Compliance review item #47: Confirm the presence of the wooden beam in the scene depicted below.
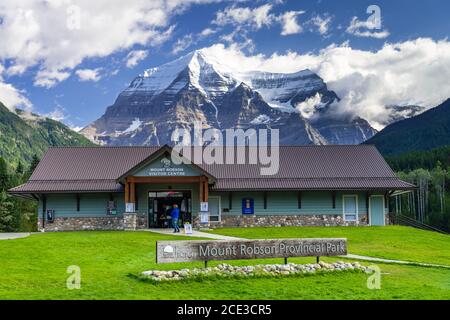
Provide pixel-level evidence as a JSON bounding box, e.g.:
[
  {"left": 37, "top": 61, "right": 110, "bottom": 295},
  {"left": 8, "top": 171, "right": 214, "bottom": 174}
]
[
  {"left": 131, "top": 176, "right": 201, "bottom": 184},
  {"left": 297, "top": 191, "right": 302, "bottom": 209},
  {"left": 229, "top": 192, "right": 233, "bottom": 210}
]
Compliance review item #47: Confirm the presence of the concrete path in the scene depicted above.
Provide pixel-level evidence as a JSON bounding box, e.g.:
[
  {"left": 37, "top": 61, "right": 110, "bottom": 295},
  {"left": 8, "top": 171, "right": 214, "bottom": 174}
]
[
  {"left": 0, "top": 233, "right": 30, "bottom": 240},
  {"left": 146, "top": 229, "right": 450, "bottom": 268},
  {"left": 344, "top": 253, "right": 450, "bottom": 269},
  {"left": 143, "top": 228, "right": 243, "bottom": 240}
]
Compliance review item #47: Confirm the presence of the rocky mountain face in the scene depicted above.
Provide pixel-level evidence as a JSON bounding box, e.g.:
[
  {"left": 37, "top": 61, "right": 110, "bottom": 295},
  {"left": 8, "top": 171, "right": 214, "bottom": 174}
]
[
  {"left": 81, "top": 49, "right": 377, "bottom": 146},
  {"left": 0, "top": 102, "right": 95, "bottom": 167}
]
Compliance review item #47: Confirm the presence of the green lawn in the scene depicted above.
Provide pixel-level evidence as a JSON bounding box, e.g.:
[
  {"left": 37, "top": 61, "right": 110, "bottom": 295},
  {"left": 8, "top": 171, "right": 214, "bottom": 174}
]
[
  {"left": 208, "top": 226, "right": 450, "bottom": 266},
  {"left": 0, "top": 228, "right": 449, "bottom": 300}
]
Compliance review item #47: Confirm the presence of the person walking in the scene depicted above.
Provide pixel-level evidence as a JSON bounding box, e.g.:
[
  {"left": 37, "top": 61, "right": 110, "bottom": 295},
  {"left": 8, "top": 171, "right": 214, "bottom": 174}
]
[{"left": 171, "top": 204, "right": 180, "bottom": 233}]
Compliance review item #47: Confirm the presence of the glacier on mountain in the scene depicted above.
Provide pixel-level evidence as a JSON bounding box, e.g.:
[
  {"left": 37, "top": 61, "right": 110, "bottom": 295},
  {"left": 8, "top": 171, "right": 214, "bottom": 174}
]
[{"left": 81, "top": 48, "right": 377, "bottom": 146}]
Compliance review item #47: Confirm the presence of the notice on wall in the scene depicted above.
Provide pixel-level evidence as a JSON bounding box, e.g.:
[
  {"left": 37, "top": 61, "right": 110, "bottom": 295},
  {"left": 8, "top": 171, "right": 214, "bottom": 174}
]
[
  {"left": 199, "top": 212, "right": 209, "bottom": 224},
  {"left": 156, "top": 238, "right": 347, "bottom": 263},
  {"left": 200, "top": 202, "right": 208, "bottom": 212}
]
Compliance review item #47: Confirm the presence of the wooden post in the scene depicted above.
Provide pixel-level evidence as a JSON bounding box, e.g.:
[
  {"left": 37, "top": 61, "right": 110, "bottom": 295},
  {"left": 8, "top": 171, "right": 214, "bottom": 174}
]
[
  {"left": 130, "top": 181, "right": 136, "bottom": 206},
  {"left": 199, "top": 178, "right": 204, "bottom": 202},
  {"left": 316, "top": 256, "right": 320, "bottom": 263},
  {"left": 284, "top": 257, "right": 288, "bottom": 264},
  {"left": 229, "top": 192, "right": 233, "bottom": 210},
  {"left": 297, "top": 191, "right": 302, "bottom": 209},
  {"left": 125, "top": 181, "right": 129, "bottom": 204},
  {"left": 203, "top": 178, "right": 208, "bottom": 203}
]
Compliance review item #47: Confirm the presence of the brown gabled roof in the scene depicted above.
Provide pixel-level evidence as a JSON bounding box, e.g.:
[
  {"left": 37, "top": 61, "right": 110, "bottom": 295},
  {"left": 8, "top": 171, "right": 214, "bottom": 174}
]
[{"left": 9, "top": 145, "right": 415, "bottom": 194}]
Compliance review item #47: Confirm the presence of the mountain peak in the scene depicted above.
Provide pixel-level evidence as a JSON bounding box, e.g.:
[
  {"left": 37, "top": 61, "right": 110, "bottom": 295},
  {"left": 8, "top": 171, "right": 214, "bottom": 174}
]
[{"left": 83, "top": 46, "right": 377, "bottom": 146}]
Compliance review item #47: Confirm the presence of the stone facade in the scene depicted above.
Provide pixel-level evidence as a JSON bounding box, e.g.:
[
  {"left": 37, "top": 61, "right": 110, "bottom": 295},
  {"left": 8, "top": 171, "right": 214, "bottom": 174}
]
[
  {"left": 38, "top": 216, "right": 124, "bottom": 232},
  {"left": 38, "top": 213, "right": 376, "bottom": 231},
  {"left": 123, "top": 212, "right": 148, "bottom": 230},
  {"left": 194, "top": 214, "right": 369, "bottom": 229},
  {"left": 38, "top": 213, "right": 149, "bottom": 231}
]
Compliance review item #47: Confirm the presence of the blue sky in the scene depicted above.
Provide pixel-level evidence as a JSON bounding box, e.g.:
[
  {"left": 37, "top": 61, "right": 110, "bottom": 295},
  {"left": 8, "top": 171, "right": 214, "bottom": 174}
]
[{"left": 0, "top": 0, "right": 449, "bottom": 130}]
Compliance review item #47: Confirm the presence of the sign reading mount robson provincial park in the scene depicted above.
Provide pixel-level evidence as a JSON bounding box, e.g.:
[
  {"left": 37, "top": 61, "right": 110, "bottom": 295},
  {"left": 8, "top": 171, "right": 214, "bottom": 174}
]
[{"left": 156, "top": 238, "right": 347, "bottom": 263}]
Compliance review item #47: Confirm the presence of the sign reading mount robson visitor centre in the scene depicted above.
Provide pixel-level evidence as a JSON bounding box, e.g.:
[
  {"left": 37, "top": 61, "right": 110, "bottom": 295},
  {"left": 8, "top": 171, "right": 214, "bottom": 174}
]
[{"left": 156, "top": 238, "right": 347, "bottom": 263}]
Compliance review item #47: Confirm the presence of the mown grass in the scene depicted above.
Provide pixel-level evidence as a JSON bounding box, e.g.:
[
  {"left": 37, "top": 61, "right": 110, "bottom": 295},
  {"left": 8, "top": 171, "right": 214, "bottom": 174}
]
[
  {"left": 207, "top": 225, "right": 450, "bottom": 265},
  {"left": 0, "top": 229, "right": 449, "bottom": 300}
]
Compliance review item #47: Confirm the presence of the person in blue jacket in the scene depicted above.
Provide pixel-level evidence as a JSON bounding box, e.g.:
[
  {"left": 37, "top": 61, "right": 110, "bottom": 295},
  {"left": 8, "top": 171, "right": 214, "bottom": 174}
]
[{"left": 171, "top": 204, "right": 180, "bottom": 233}]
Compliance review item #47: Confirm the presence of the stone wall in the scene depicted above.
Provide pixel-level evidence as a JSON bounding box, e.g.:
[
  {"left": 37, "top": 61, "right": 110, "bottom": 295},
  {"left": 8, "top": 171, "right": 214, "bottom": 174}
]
[
  {"left": 38, "top": 213, "right": 377, "bottom": 231},
  {"left": 38, "top": 216, "right": 124, "bottom": 232},
  {"left": 194, "top": 214, "right": 369, "bottom": 229},
  {"left": 38, "top": 213, "right": 149, "bottom": 231},
  {"left": 123, "top": 212, "right": 148, "bottom": 230}
]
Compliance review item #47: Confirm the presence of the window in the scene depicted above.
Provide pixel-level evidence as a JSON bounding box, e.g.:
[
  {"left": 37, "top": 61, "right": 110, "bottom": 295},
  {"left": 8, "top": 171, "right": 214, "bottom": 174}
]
[{"left": 343, "top": 195, "right": 358, "bottom": 221}]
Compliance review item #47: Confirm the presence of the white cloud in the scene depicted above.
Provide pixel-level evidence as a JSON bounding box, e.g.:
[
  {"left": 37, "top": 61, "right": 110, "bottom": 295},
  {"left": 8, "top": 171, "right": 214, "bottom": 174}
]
[
  {"left": 126, "top": 50, "right": 149, "bottom": 68},
  {"left": 199, "top": 39, "right": 450, "bottom": 129},
  {"left": 34, "top": 69, "right": 71, "bottom": 88},
  {"left": 0, "top": 81, "right": 33, "bottom": 111},
  {"left": 200, "top": 28, "right": 217, "bottom": 37},
  {"left": 0, "top": 0, "right": 213, "bottom": 87},
  {"left": 213, "top": 4, "right": 306, "bottom": 37},
  {"left": 75, "top": 68, "right": 102, "bottom": 82},
  {"left": 309, "top": 14, "right": 332, "bottom": 35},
  {"left": 213, "top": 4, "right": 274, "bottom": 30},
  {"left": 172, "top": 34, "right": 194, "bottom": 54},
  {"left": 45, "top": 105, "right": 66, "bottom": 122},
  {"left": 278, "top": 11, "right": 304, "bottom": 36},
  {"left": 346, "top": 16, "right": 389, "bottom": 39},
  {"left": 70, "top": 126, "right": 83, "bottom": 132}
]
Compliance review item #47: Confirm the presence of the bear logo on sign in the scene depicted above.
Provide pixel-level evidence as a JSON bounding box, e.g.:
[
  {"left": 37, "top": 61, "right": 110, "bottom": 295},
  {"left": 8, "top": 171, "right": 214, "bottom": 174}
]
[
  {"left": 161, "top": 158, "right": 172, "bottom": 168},
  {"left": 163, "top": 245, "right": 174, "bottom": 256}
]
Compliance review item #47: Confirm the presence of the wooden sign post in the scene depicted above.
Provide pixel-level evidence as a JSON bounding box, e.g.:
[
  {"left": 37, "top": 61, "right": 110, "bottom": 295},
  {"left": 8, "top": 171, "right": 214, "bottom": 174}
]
[{"left": 156, "top": 238, "right": 347, "bottom": 265}]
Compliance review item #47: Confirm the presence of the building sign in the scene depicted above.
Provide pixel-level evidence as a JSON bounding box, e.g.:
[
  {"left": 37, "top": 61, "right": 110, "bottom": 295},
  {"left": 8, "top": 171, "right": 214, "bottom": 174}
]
[
  {"left": 242, "top": 198, "right": 254, "bottom": 214},
  {"left": 199, "top": 212, "right": 209, "bottom": 224},
  {"left": 200, "top": 202, "right": 208, "bottom": 212},
  {"left": 146, "top": 158, "right": 186, "bottom": 176},
  {"left": 156, "top": 238, "right": 347, "bottom": 263}
]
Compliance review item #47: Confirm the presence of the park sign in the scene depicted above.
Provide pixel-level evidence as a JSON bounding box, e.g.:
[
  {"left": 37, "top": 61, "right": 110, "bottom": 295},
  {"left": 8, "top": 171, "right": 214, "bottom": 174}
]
[{"left": 156, "top": 238, "right": 347, "bottom": 263}]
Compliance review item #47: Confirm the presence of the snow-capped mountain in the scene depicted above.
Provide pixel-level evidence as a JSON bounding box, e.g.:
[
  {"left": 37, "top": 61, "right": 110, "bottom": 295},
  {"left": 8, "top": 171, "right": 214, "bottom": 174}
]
[{"left": 81, "top": 48, "right": 377, "bottom": 146}]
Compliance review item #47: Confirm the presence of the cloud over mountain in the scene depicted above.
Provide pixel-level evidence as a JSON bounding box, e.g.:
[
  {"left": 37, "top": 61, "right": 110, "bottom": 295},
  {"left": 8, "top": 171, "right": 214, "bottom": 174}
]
[{"left": 197, "top": 39, "right": 450, "bottom": 129}]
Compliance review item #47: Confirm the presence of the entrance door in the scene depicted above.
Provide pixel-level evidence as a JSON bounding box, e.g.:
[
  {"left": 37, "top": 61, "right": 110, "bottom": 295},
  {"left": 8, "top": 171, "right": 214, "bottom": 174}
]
[
  {"left": 369, "top": 195, "right": 385, "bottom": 226},
  {"left": 148, "top": 191, "right": 192, "bottom": 228},
  {"left": 208, "top": 196, "right": 221, "bottom": 223}
]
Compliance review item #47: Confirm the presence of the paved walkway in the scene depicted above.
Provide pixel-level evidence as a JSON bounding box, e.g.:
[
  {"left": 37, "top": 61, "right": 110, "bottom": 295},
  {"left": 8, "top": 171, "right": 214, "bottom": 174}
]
[
  {"left": 143, "top": 228, "right": 243, "bottom": 240},
  {"left": 344, "top": 253, "right": 450, "bottom": 269},
  {"left": 145, "top": 229, "right": 450, "bottom": 268},
  {"left": 0, "top": 233, "right": 30, "bottom": 240}
]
